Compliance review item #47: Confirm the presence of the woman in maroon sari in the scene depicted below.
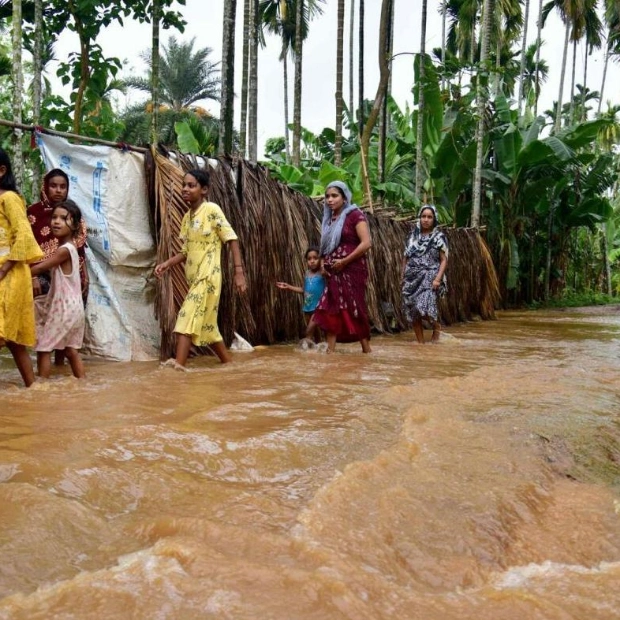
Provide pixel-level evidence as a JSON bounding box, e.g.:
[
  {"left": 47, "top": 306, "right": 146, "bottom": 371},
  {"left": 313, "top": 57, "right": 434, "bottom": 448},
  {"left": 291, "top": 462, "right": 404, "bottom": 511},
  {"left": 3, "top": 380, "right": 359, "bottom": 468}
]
[
  {"left": 28, "top": 169, "right": 88, "bottom": 302},
  {"left": 312, "top": 181, "right": 372, "bottom": 353}
]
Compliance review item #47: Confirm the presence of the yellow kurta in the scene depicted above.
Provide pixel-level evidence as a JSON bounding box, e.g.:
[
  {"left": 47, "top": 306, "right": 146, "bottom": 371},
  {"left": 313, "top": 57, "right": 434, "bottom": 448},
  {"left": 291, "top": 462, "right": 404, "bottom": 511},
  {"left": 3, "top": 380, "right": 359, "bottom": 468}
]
[
  {"left": 0, "top": 191, "right": 45, "bottom": 346},
  {"left": 174, "top": 201, "right": 238, "bottom": 346}
]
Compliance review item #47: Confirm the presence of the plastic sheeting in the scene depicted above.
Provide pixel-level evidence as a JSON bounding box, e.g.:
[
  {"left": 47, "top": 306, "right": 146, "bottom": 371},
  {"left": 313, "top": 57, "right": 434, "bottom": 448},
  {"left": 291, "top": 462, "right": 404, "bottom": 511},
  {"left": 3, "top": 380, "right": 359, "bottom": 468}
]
[{"left": 37, "top": 134, "right": 160, "bottom": 361}]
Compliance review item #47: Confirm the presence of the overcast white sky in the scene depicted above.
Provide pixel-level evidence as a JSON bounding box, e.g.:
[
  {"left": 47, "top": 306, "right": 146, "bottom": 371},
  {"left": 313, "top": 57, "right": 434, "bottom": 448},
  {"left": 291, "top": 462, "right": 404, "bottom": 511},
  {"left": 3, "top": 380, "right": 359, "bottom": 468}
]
[{"left": 55, "top": 0, "right": 620, "bottom": 156}]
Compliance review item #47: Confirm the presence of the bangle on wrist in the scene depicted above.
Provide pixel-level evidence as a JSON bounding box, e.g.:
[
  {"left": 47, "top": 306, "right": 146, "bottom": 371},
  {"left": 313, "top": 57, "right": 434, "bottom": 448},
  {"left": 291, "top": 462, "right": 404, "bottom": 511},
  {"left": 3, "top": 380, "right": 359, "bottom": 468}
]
[{"left": 234, "top": 265, "right": 244, "bottom": 270}]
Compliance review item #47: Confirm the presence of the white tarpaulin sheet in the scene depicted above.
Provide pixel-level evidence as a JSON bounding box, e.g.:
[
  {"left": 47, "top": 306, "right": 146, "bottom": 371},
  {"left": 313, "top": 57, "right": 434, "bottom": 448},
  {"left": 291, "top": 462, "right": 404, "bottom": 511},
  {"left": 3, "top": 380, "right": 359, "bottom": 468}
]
[{"left": 37, "top": 133, "right": 160, "bottom": 361}]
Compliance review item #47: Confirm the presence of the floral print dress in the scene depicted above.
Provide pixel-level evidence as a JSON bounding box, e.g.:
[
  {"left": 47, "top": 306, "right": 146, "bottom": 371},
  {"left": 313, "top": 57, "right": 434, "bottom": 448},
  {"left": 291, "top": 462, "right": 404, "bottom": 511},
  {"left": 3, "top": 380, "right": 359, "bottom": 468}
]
[
  {"left": 174, "top": 201, "right": 238, "bottom": 346},
  {"left": 402, "top": 225, "right": 448, "bottom": 323}
]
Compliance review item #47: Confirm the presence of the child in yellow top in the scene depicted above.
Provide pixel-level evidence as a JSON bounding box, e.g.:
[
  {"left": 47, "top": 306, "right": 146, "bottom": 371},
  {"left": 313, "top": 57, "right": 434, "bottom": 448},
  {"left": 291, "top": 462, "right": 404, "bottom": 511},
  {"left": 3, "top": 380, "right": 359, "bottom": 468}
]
[
  {"left": 154, "top": 168, "right": 247, "bottom": 367},
  {"left": 0, "top": 148, "right": 45, "bottom": 386}
]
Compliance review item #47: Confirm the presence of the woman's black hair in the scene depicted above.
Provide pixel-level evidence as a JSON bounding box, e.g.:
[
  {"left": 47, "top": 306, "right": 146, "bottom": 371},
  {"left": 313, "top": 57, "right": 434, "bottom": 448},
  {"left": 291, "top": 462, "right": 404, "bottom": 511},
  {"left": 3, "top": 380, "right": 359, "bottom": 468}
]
[
  {"left": 186, "top": 168, "right": 210, "bottom": 187},
  {"left": 44, "top": 168, "right": 69, "bottom": 186},
  {"left": 0, "top": 147, "right": 18, "bottom": 192},
  {"left": 54, "top": 199, "right": 83, "bottom": 237},
  {"left": 305, "top": 246, "right": 320, "bottom": 259}
]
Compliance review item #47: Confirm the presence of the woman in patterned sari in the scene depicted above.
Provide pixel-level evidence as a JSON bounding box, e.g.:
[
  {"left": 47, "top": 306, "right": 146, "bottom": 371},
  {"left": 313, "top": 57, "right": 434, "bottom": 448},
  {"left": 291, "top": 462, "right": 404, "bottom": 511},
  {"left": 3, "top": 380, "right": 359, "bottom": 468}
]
[
  {"left": 401, "top": 204, "right": 448, "bottom": 343},
  {"left": 312, "top": 181, "right": 372, "bottom": 353}
]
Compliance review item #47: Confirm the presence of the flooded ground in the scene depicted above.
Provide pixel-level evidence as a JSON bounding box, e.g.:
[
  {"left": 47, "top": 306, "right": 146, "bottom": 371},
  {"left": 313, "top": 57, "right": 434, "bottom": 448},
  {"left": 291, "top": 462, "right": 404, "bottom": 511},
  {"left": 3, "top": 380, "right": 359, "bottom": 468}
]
[{"left": 1, "top": 307, "right": 619, "bottom": 619}]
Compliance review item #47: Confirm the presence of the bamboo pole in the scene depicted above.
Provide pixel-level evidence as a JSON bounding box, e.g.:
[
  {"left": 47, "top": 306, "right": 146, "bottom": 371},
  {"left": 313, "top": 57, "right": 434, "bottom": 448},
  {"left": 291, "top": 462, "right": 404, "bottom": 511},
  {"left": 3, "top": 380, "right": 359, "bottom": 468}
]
[{"left": 0, "top": 118, "right": 148, "bottom": 153}]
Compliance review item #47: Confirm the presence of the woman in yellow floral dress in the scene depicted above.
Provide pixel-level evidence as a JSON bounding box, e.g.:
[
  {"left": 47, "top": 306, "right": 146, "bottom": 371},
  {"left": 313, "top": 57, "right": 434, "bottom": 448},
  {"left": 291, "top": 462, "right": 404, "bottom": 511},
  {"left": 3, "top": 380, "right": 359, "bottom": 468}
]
[
  {"left": 154, "top": 168, "right": 247, "bottom": 367},
  {"left": 0, "top": 148, "right": 44, "bottom": 386}
]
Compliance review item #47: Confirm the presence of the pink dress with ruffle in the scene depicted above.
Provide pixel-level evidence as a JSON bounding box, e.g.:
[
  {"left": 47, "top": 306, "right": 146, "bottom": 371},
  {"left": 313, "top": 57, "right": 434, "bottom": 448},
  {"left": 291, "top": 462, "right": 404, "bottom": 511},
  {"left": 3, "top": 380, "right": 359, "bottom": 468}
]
[{"left": 35, "top": 242, "right": 85, "bottom": 352}]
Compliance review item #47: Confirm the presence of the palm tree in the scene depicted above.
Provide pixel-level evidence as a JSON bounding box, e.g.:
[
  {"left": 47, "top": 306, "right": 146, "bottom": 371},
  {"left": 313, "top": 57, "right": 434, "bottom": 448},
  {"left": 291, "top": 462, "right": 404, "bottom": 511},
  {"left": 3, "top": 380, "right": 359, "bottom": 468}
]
[
  {"left": 248, "top": 0, "right": 259, "bottom": 162},
  {"left": 598, "top": 0, "right": 620, "bottom": 114},
  {"left": 520, "top": 41, "right": 549, "bottom": 111},
  {"left": 517, "top": 0, "right": 531, "bottom": 115},
  {"left": 292, "top": 0, "right": 303, "bottom": 165},
  {"left": 11, "top": 0, "right": 24, "bottom": 188},
  {"left": 360, "top": 0, "right": 392, "bottom": 209},
  {"left": 471, "top": 0, "right": 492, "bottom": 228},
  {"left": 126, "top": 37, "right": 220, "bottom": 112},
  {"left": 240, "top": 0, "right": 250, "bottom": 155},
  {"left": 220, "top": 0, "right": 237, "bottom": 155},
  {"left": 259, "top": 0, "right": 322, "bottom": 162},
  {"left": 415, "top": 0, "right": 428, "bottom": 201},
  {"left": 151, "top": 0, "right": 161, "bottom": 143},
  {"left": 334, "top": 0, "right": 345, "bottom": 166},
  {"left": 348, "top": 0, "right": 355, "bottom": 115},
  {"left": 533, "top": 0, "right": 544, "bottom": 116}
]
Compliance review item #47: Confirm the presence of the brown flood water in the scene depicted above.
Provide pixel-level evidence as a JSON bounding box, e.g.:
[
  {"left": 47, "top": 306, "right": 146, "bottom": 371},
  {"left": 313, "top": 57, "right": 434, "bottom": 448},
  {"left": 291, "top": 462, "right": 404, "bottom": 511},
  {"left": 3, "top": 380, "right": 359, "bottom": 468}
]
[{"left": 1, "top": 307, "right": 619, "bottom": 619}]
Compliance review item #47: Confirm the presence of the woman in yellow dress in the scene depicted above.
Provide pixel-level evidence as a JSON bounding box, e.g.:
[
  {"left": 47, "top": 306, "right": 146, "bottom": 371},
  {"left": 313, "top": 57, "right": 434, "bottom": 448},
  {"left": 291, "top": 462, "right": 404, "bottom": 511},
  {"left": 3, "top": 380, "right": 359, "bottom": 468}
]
[
  {"left": 154, "top": 168, "right": 247, "bottom": 367},
  {"left": 0, "top": 148, "right": 45, "bottom": 386}
]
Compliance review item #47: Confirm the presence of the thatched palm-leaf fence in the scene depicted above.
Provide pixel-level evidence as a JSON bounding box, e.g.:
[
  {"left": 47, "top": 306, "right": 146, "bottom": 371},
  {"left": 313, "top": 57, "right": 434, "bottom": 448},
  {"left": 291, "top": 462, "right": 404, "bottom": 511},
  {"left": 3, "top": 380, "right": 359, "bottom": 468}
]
[{"left": 149, "top": 148, "right": 500, "bottom": 358}]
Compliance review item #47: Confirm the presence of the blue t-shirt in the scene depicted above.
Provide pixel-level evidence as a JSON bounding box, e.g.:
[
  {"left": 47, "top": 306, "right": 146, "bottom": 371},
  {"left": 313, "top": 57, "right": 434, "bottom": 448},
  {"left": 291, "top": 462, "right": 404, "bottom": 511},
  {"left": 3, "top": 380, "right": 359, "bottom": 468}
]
[{"left": 303, "top": 272, "right": 325, "bottom": 312}]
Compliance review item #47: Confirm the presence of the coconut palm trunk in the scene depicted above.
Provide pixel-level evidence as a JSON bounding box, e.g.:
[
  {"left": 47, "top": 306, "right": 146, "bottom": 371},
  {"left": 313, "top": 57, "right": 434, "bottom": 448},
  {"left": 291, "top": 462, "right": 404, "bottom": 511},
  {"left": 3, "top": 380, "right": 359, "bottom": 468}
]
[
  {"left": 219, "top": 0, "right": 237, "bottom": 155},
  {"left": 151, "top": 0, "right": 161, "bottom": 144},
  {"left": 517, "top": 0, "right": 530, "bottom": 115},
  {"left": 334, "top": 0, "right": 345, "bottom": 166},
  {"left": 534, "top": 0, "right": 544, "bottom": 116},
  {"left": 440, "top": 0, "right": 447, "bottom": 91},
  {"left": 358, "top": 0, "right": 365, "bottom": 134},
  {"left": 568, "top": 38, "right": 577, "bottom": 124},
  {"left": 11, "top": 0, "right": 25, "bottom": 189},
  {"left": 292, "top": 0, "right": 304, "bottom": 166},
  {"left": 349, "top": 0, "right": 355, "bottom": 116},
  {"left": 598, "top": 46, "right": 609, "bottom": 114},
  {"left": 282, "top": 43, "right": 291, "bottom": 161},
  {"left": 360, "top": 0, "right": 392, "bottom": 211},
  {"left": 248, "top": 0, "right": 259, "bottom": 162},
  {"left": 31, "top": 0, "right": 43, "bottom": 196},
  {"left": 471, "top": 0, "right": 493, "bottom": 227},
  {"left": 414, "top": 0, "right": 427, "bottom": 201},
  {"left": 240, "top": 0, "right": 250, "bottom": 156},
  {"left": 554, "top": 22, "right": 570, "bottom": 133}
]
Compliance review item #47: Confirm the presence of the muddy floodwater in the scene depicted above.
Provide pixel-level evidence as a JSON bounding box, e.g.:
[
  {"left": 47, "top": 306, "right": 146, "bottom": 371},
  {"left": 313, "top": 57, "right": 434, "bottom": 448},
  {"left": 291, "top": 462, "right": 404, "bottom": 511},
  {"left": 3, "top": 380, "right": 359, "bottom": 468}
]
[{"left": 1, "top": 307, "right": 619, "bottom": 619}]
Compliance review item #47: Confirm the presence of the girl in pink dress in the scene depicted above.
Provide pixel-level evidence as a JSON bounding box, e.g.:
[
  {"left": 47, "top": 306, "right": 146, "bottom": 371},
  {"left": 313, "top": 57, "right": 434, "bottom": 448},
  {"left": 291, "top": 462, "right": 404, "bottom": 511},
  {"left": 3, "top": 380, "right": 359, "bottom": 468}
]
[{"left": 31, "top": 200, "right": 86, "bottom": 379}]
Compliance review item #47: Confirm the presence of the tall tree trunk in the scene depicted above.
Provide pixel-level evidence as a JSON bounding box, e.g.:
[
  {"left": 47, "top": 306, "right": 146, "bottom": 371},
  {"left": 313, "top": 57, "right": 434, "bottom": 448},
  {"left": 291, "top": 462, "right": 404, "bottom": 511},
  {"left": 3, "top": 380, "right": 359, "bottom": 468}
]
[
  {"left": 282, "top": 47, "right": 291, "bottom": 162},
  {"left": 533, "top": 0, "right": 543, "bottom": 117},
  {"left": 32, "top": 0, "right": 43, "bottom": 196},
  {"left": 414, "top": 0, "right": 427, "bottom": 201},
  {"left": 602, "top": 224, "right": 612, "bottom": 295},
  {"left": 219, "top": 0, "right": 237, "bottom": 155},
  {"left": 581, "top": 47, "right": 588, "bottom": 122},
  {"left": 334, "top": 0, "right": 345, "bottom": 166},
  {"left": 239, "top": 0, "right": 250, "bottom": 156},
  {"left": 517, "top": 0, "right": 530, "bottom": 115},
  {"left": 247, "top": 0, "right": 258, "bottom": 162},
  {"left": 441, "top": 0, "right": 447, "bottom": 92},
  {"left": 358, "top": 0, "right": 365, "bottom": 136},
  {"left": 544, "top": 200, "right": 554, "bottom": 301},
  {"left": 11, "top": 0, "right": 24, "bottom": 189},
  {"left": 150, "top": 0, "right": 161, "bottom": 145},
  {"left": 360, "top": 0, "right": 392, "bottom": 212},
  {"left": 554, "top": 22, "right": 570, "bottom": 133},
  {"left": 292, "top": 0, "right": 304, "bottom": 166},
  {"left": 348, "top": 0, "right": 355, "bottom": 118},
  {"left": 598, "top": 45, "right": 609, "bottom": 114},
  {"left": 378, "top": 0, "right": 393, "bottom": 183},
  {"left": 568, "top": 38, "right": 577, "bottom": 124},
  {"left": 471, "top": 0, "right": 493, "bottom": 227}
]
